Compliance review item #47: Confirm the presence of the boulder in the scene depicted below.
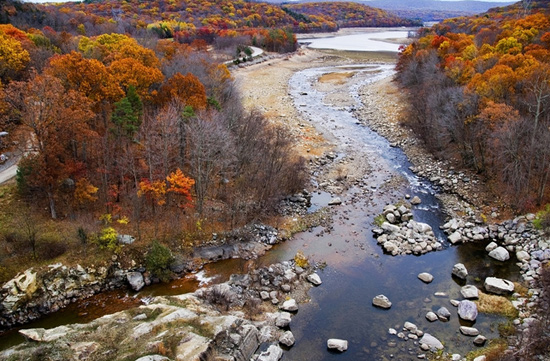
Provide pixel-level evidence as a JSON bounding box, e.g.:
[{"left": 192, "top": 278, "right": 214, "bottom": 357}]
[
  {"left": 516, "top": 250, "right": 530, "bottom": 262},
  {"left": 306, "top": 273, "right": 322, "bottom": 286},
  {"left": 473, "top": 356, "right": 486, "bottom": 361},
  {"left": 426, "top": 312, "right": 438, "bottom": 322},
  {"left": 460, "top": 285, "right": 479, "bottom": 299},
  {"left": 275, "top": 312, "right": 292, "bottom": 328},
  {"left": 127, "top": 272, "right": 145, "bottom": 291},
  {"left": 281, "top": 299, "right": 298, "bottom": 312},
  {"left": 452, "top": 263, "right": 468, "bottom": 280},
  {"left": 485, "top": 242, "right": 498, "bottom": 252},
  {"left": 418, "top": 273, "right": 434, "bottom": 283},
  {"left": 419, "top": 333, "right": 444, "bottom": 351},
  {"left": 372, "top": 294, "right": 392, "bottom": 309},
  {"left": 448, "top": 232, "right": 462, "bottom": 244},
  {"left": 14, "top": 269, "right": 38, "bottom": 297},
  {"left": 327, "top": 338, "right": 348, "bottom": 352},
  {"left": 458, "top": 300, "right": 478, "bottom": 321},
  {"left": 473, "top": 335, "right": 487, "bottom": 346},
  {"left": 256, "top": 345, "right": 283, "bottom": 361},
  {"left": 386, "top": 213, "right": 396, "bottom": 223},
  {"left": 135, "top": 356, "right": 171, "bottom": 361},
  {"left": 437, "top": 307, "right": 451, "bottom": 321},
  {"left": 411, "top": 196, "right": 422, "bottom": 205},
  {"left": 488, "top": 247, "right": 510, "bottom": 262},
  {"left": 484, "top": 277, "right": 514, "bottom": 295},
  {"left": 279, "top": 331, "right": 295, "bottom": 347},
  {"left": 459, "top": 326, "right": 480, "bottom": 336},
  {"left": 328, "top": 197, "right": 342, "bottom": 206}
]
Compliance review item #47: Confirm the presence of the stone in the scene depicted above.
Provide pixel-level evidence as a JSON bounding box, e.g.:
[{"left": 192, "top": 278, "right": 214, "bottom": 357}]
[
  {"left": 451, "top": 355, "right": 461, "bottom": 361},
  {"left": 448, "top": 231, "right": 462, "bottom": 244},
  {"left": 117, "top": 234, "right": 135, "bottom": 244},
  {"left": 488, "top": 247, "right": 510, "bottom": 261},
  {"left": 127, "top": 272, "right": 145, "bottom": 291},
  {"left": 484, "top": 277, "right": 515, "bottom": 295},
  {"left": 419, "top": 333, "right": 444, "bottom": 351},
  {"left": 473, "top": 356, "right": 486, "bottom": 361},
  {"left": 473, "top": 335, "right": 487, "bottom": 346},
  {"left": 452, "top": 263, "right": 468, "bottom": 280},
  {"left": 281, "top": 299, "right": 298, "bottom": 312},
  {"left": 437, "top": 307, "right": 451, "bottom": 321},
  {"left": 516, "top": 250, "right": 530, "bottom": 262},
  {"left": 279, "top": 331, "right": 295, "bottom": 347},
  {"left": 404, "top": 322, "right": 418, "bottom": 333},
  {"left": 306, "top": 273, "right": 322, "bottom": 286},
  {"left": 418, "top": 273, "right": 434, "bottom": 283},
  {"left": 328, "top": 197, "right": 342, "bottom": 206},
  {"left": 411, "top": 196, "right": 422, "bottom": 205},
  {"left": 135, "top": 356, "right": 171, "bottom": 361},
  {"left": 256, "top": 344, "right": 283, "bottom": 361},
  {"left": 386, "top": 213, "right": 396, "bottom": 223},
  {"left": 14, "top": 269, "right": 38, "bottom": 297},
  {"left": 485, "top": 242, "right": 498, "bottom": 252},
  {"left": 426, "top": 312, "right": 438, "bottom": 322},
  {"left": 458, "top": 300, "right": 478, "bottom": 321},
  {"left": 372, "top": 294, "right": 392, "bottom": 309},
  {"left": 275, "top": 312, "right": 292, "bottom": 328},
  {"left": 460, "top": 285, "right": 479, "bottom": 299},
  {"left": 19, "top": 328, "right": 45, "bottom": 342},
  {"left": 459, "top": 326, "right": 480, "bottom": 336},
  {"left": 327, "top": 338, "right": 348, "bottom": 352}
]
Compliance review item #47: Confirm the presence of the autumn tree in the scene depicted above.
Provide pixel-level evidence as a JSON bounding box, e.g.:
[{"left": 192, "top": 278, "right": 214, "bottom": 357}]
[{"left": 10, "top": 73, "right": 96, "bottom": 218}]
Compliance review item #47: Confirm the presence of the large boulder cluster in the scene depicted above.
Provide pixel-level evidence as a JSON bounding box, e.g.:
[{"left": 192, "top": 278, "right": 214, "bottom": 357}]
[{"left": 372, "top": 203, "right": 443, "bottom": 255}]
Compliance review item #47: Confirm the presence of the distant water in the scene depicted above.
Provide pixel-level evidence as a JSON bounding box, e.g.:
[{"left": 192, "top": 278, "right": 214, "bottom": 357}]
[{"left": 299, "top": 31, "right": 410, "bottom": 52}]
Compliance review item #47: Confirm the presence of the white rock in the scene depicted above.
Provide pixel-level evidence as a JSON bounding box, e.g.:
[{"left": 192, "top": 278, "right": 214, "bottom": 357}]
[
  {"left": 452, "top": 263, "right": 468, "bottom": 280},
  {"left": 460, "top": 326, "right": 480, "bottom": 336},
  {"left": 306, "top": 273, "right": 322, "bottom": 286},
  {"left": 372, "top": 294, "right": 392, "bottom": 309},
  {"left": 257, "top": 345, "right": 283, "bottom": 361},
  {"left": 485, "top": 242, "right": 498, "bottom": 252},
  {"left": 279, "top": 330, "right": 295, "bottom": 347},
  {"left": 488, "top": 247, "right": 510, "bottom": 262},
  {"left": 473, "top": 356, "right": 486, "bottom": 361},
  {"left": 281, "top": 299, "right": 298, "bottom": 312},
  {"left": 328, "top": 197, "right": 342, "bottom": 206},
  {"left": 460, "top": 285, "right": 479, "bottom": 299},
  {"left": 275, "top": 312, "right": 292, "bottom": 328},
  {"left": 448, "top": 232, "right": 462, "bottom": 244},
  {"left": 327, "top": 338, "right": 348, "bottom": 352},
  {"left": 516, "top": 250, "right": 530, "bottom": 262},
  {"left": 426, "top": 312, "right": 438, "bottom": 322},
  {"left": 135, "top": 356, "right": 171, "bottom": 361},
  {"left": 418, "top": 273, "right": 434, "bottom": 283},
  {"left": 484, "top": 277, "right": 515, "bottom": 295},
  {"left": 127, "top": 272, "right": 145, "bottom": 291},
  {"left": 419, "top": 333, "right": 444, "bottom": 350}
]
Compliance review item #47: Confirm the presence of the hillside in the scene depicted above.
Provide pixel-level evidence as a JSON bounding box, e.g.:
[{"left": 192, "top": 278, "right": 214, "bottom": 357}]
[
  {"left": 396, "top": 0, "right": 550, "bottom": 210},
  {"left": 10, "top": 0, "right": 420, "bottom": 38}
]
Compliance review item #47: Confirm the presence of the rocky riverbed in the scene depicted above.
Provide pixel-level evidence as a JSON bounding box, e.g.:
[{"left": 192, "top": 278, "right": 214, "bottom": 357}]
[{"left": 0, "top": 260, "right": 323, "bottom": 361}]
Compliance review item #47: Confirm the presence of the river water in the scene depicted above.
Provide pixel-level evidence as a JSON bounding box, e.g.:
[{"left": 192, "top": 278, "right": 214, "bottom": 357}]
[{"left": 0, "top": 32, "right": 520, "bottom": 359}]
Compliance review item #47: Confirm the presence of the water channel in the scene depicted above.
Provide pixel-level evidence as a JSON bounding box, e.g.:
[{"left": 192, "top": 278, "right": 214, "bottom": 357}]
[{"left": 0, "top": 32, "right": 520, "bottom": 359}]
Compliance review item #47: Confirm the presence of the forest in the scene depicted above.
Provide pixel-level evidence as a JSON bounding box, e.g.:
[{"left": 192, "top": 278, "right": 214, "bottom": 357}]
[
  {"left": 0, "top": 0, "right": 325, "bottom": 281},
  {"left": 397, "top": 0, "right": 550, "bottom": 211}
]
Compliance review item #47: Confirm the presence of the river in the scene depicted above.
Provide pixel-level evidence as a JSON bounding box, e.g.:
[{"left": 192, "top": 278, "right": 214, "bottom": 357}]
[{"left": 0, "top": 31, "right": 519, "bottom": 359}]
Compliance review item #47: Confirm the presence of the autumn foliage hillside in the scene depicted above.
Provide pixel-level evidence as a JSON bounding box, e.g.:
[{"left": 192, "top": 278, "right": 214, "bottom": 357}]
[
  {"left": 397, "top": 0, "right": 550, "bottom": 210},
  {"left": 0, "top": 0, "right": 313, "bottom": 280}
]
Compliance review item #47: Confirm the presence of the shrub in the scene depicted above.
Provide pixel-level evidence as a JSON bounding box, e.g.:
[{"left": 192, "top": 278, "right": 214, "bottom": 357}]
[
  {"left": 95, "top": 226, "right": 120, "bottom": 252},
  {"left": 146, "top": 240, "right": 174, "bottom": 282},
  {"left": 294, "top": 250, "right": 309, "bottom": 268},
  {"left": 533, "top": 204, "right": 550, "bottom": 233}
]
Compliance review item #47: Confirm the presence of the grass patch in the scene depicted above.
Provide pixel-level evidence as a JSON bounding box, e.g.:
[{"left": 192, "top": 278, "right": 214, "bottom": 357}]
[
  {"left": 318, "top": 72, "right": 355, "bottom": 85},
  {"left": 466, "top": 339, "right": 508, "bottom": 361},
  {"left": 374, "top": 213, "right": 386, "bottom": 226},
  {"left": 475, "top": 291, "right": 518, "bottom": 318}
]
